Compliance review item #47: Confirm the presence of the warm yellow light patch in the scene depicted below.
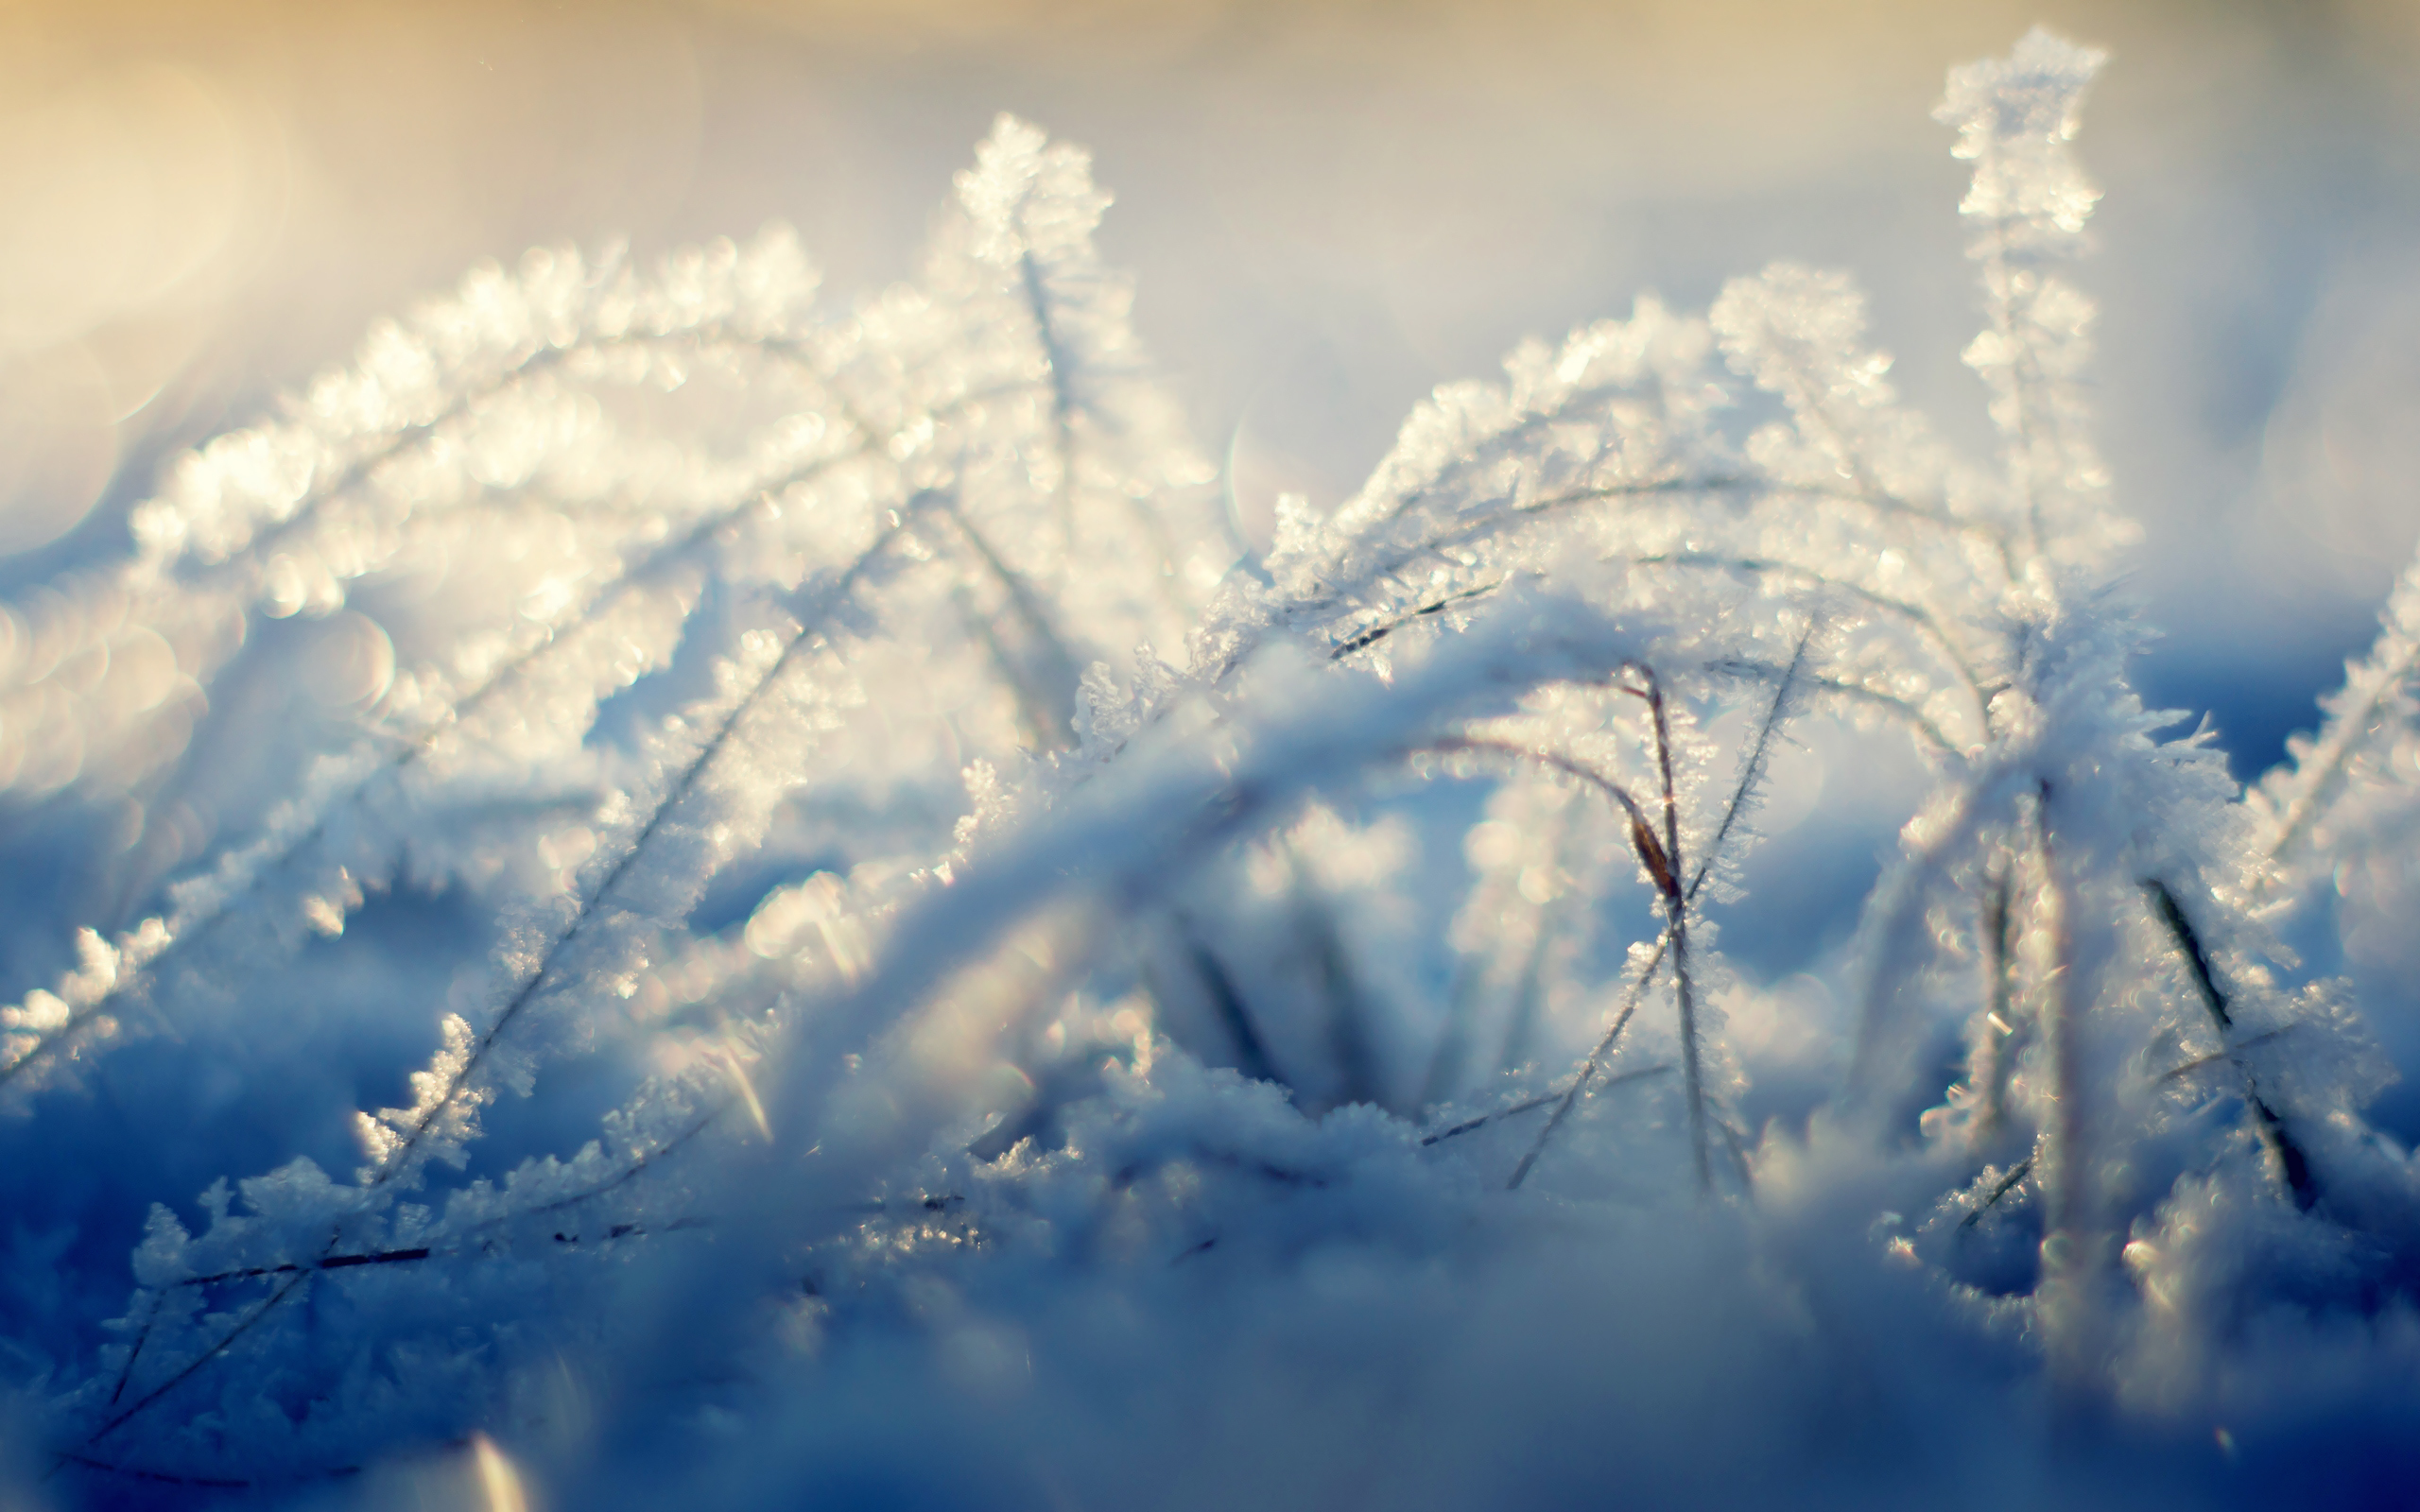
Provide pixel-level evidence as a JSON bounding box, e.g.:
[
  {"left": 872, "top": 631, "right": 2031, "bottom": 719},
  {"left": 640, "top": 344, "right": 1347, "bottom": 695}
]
[{"left": 472, "top": 1433, "right": 529, "bottom": 1512}]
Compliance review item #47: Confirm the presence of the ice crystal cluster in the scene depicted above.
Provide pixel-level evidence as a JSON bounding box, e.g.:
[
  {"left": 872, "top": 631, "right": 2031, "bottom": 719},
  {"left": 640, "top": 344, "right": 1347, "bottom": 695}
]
[{"left": 4, "top": 29, "right": 2419, "bottom": 1509}]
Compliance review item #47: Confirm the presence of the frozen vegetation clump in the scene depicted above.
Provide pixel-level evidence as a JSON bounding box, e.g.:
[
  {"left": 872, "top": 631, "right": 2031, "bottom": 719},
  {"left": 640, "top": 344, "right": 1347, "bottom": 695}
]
[{"left": 6, "top": 26, "right": 2420, "bottom": 1509}]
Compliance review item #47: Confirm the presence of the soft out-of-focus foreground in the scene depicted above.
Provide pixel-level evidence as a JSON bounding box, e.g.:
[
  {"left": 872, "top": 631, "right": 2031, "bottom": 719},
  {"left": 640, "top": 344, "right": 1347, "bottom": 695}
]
[
  {"left": 7, "top": 9, "right": 2420, "bottom": 1511},
  {"left": 6, "top": 0, "right": 2418, "bottom": 767}
]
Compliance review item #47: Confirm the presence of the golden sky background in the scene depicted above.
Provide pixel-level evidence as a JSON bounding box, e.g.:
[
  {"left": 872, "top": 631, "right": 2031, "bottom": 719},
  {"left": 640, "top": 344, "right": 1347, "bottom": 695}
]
[{"left": 1, "top": 0, "right": 2415, "bottom": 685}]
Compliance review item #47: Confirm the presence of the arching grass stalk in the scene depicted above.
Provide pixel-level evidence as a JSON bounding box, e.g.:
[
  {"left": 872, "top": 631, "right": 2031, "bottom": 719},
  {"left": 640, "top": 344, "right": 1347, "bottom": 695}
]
[{"left": 75, "top": 499, "right": 946, "bottom": 1458}]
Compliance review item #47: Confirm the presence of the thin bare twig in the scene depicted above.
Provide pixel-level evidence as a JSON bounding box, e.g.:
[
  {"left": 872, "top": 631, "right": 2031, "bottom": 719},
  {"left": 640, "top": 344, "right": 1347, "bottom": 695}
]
[
  {"left": 73, "top": 508, "right": 942, "bottom": 1456},
  {"left": 1330, "top": 582, "right": 1503, "bottom": 660},
  {"left": 1972, "top": 860, "right": 2020, "bottom": 1145},
  {"left": 1955, "top": 1153, "right": 2036, "bottom": 1234},
  {"left": 1507, "top": 945, "right": 1663, "bottom": 1190},
  {"left": 1418, "top": 737, "right": 1655, "bottom": 834},
  {"left": 1703, "top": 656, "right": 1958, "bottom": 757},
  {"left": 1636, "top": 552, "right": 1984, "bottom": 727},
  {"left": 2142, "top": 879, "right": 2316, "bottom": 1210},
  {"left": 1422, "top": 1065, "right": 1671, "bottom": 1147},
  {"left": 1487, "top": 637, "right": 1814, "bottom": 1189},
  {"left": 1627, "top": 662, "right": 1711, "bottom": 1194},
  {"left": 1689, "top": 618, "right": 1820, "bottom": 905},
  {"left": 0, "top": 382, "right": 1041, "bottom": 1099},
  {"left": 364, "top": 511, "right": 928, "bottom": 1192}
]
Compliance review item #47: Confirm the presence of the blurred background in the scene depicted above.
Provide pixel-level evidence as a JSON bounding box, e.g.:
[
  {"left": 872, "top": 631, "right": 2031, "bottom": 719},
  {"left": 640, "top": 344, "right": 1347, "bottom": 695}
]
[{"left": 2, "top": 0, "right": 2415, "bottom": 778}]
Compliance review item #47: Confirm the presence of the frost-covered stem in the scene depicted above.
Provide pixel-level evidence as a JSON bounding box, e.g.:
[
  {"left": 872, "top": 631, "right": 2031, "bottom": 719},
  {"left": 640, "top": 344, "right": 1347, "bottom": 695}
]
[
  {"left": 1448, "top": 669, "right": 1714, "bottom": 1187},
  {"left": 1980, "top": 220, "right": 2051, "bottom": 569},
  {"left": 1803, "top": 679, "right": 1954, "bottom": 757},
  {"left": 2265, "top": 638, "right": 2420, "bottom": 865},
  {"left": 147, "top": 1099, "right": 732, "bottom": 1301},
  {"left": 1419, "top": 738, "right": 1653, "bottom": 835},
  {"left": 1331, "top": 583, "right": 1501, "bottom": 661},
  {"left": 0, "top": 407, "right": 962, "bottom": 1098},
  {"left": 436, "top": 369, "right": 1040, "bottom": 735},
  {"left": 1189, "top": 477, "right": 1748, "bottom": 688},
  {"left": 187, "top": 341, "right": 597, "bottom": 582},
  {"left": 1701, "top": 655, "right": 1957, "bottom": 757},
  {"left": 1015, "top": 249, "right": 1081, "bottom": 551},
  {"left": 367, "top": 510, "right": 921, "bottom": 1190},
  {"left": 1692, "top": 619, "right": 1816, "bottom": 898},
  {"left": 1742, "top": 319, "right": 2019, "bottom": 580},
  {"left": 1417, "top": 730, "right": 1682, "bottom": 1150},
  {"left": 1642, "top": 553, "right": 1985, "bottom": 726},
  {"left": 2142, "top": 878, "right": 2316, "bottom": 1209},
  {"left": 1506, "top": 942, "right": 1659, "bottom": 1191},
  {"left": 2034, "top": 791, "right": 2082, "bottom": 1224},
  {"left": 189, "top": 321, "right": 829, "bottom": 589},
  {"left": 75, "top": 524, "right": 910, "bottom": 1449},
  {"left": 79, "top": 511, "right": 912, "bottom": 1450},
  {"left": 1489, "top": 638, "right": 1805, "bottom": 1183},
  {"left": 163, "top": 1215, "right": 705, "bottom": 1292},
  {"left": 70, "top": 1092, "right": 742, "bottom": 1482},
  {"left": 521, "top": 1104, "right": 734, "bottom": 1220},
  {"left": 1972, "top": 858, "right": 2019, "bottom": 1146},
  {"left": 102, "top": 1294, "right": 163, "bottom": 1407},
  {"left": 1425, "top": 1068, "right": 1673, "bottom": 1148},
  {"left": 415, "top": 422, "right": 892, "bottom": 729},
  {"left": 1935, "top": 31, "right": 2107, "bottom": 574},
  {"left": 1368, "top": 384, "right": 1644, "bottom": 529},
  {"left": 934, "top": 497, "right": 1082, "bottom": 747},
  {"left": 1848, "top": 781, "right": 1988, "bottom": 1105},
  {"left": 0, "top": 988, "right": 125, "bottom": 1098},
  {"left": 2030, "top": 783, "right": 2100, "bottom": 1393},
  {"left": 1955, "top": 1151, "right": 2037, "bottom": 1234},
  {"left": 81, "top": 1272, "right": 311, "bottom": 1451},
  {"left": 1630, "top": 663, "right": 1711, "bottom": 1194},
  {"left": 1360, "top": 475, "right": 1758, "bottom": 593}
]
